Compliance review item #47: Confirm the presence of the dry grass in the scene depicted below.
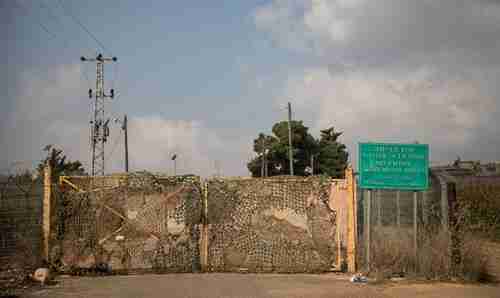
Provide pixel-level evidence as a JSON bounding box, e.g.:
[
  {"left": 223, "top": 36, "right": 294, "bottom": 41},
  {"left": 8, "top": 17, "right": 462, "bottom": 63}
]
[{"left": 362, "top": 226, "right": 493, "bottom": 282}]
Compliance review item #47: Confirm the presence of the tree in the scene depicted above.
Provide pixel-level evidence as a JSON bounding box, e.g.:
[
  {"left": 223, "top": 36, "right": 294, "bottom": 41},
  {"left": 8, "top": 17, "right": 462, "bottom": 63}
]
[
  {"left": 316, "top": 127, "right": 349, "bottom": 178},
  {"left": 247, "top": 122, "right": 348, "bottom": 178},
  {"left": 37, "top": 145, "right": 86, "bottom": 182}
]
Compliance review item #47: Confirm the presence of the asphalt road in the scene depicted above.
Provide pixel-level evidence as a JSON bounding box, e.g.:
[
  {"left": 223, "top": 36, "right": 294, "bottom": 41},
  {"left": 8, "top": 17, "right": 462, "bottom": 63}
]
[{"left": 22, "top": 273, "right": 500, "bottom": 298}]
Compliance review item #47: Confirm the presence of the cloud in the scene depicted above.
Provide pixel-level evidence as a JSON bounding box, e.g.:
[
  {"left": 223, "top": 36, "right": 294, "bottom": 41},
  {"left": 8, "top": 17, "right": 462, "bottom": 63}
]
[
  {"left": 1, "top": 64, "right": 252, "bottom": 177},
  {"left": 254, "top": 0, "right": 500, "bottom": 60},
  {"left": 111, "top": 115, "right": 253, "bottom": 176},
  {"left": 1, "top": 63, "right": 90, "bottom": 172},
  {"left": 277, "top": 65, "right": 500, "bottom": 166},
  {"left": 255, "top": 0, "right": 500, "bottom": 165}
]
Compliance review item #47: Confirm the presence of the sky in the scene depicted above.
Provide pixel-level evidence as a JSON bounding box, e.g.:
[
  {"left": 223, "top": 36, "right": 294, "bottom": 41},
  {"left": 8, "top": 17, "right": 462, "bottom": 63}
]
[{"left": 1, "top": 0, "right": 500, "bottom": 176}]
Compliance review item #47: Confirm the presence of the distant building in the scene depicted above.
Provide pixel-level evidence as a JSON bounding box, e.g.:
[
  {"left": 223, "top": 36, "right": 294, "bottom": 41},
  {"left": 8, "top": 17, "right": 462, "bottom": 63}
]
[
  {"left": 478, "top": 162, "right": 500, "bottom": 176},
  {"left": 431, "top": 159, "right": 500, "bottom": 177}
]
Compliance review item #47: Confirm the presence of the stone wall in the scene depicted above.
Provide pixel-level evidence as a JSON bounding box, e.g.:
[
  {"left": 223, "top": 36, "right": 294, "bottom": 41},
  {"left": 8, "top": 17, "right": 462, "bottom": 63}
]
[{"left": 205, "top": 176, "right": 338, "bottom": 273}]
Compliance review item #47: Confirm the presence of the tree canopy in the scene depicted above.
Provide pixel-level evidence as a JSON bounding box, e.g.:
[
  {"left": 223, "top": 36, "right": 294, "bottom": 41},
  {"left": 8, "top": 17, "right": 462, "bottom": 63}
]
[
  {"left": 37, "top": 145, "right": 86, "bottom": 182},
  {"left": 247, "top": 122, "right": 348, "bottom": 178}
]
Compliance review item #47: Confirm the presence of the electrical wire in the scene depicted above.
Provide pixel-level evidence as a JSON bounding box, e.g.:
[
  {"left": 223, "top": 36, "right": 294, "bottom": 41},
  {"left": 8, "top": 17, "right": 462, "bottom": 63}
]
[
  {"left": 39, "top": 0, "right": 96, "bottom": 56},
  {"left": 38, "top": 0, "right": 64, "bottom": 29},
  {"left": 14, "top": 0, "right": 58, "bottom": 40},
  {"left": 57, "top": 0, "right": 112, "bottom": 55}
]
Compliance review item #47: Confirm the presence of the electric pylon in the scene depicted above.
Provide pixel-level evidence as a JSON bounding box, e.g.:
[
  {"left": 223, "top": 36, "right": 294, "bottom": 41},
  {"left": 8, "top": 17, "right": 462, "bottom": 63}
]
[{"left": 81, "top": 54, "right": 117, "bottom": 176}]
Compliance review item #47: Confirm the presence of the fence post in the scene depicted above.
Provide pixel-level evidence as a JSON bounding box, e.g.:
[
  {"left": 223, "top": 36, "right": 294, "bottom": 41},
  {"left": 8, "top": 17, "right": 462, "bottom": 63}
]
[
  {"left": 377, "top": 190, "right": 382, "bottom": 227},
  {"left": 43, "top": 164, "right": 51, "bottom": 263},
  {"left": 396, "top": 190, "right": 401, "bottom": 228},
  {"left": 447, "top": 182, "right": 461, "bottom": 276},
  {"left": 346, "top": 167, "right": 357, "bottom": 273},
  {"left": 365, "top": 190, "right": 371, "bottom": 272},
  {"left": 422, "top": 189, "right": 428, "bottom": 225},
  {"left": 413, "top": 191, "right": 418, "bottom": 272},
  {"left": 201, "top": 180, "right": 209, "bottom": 271},
  {"left": 440, "top": 178, "right": 449, "bottom": 230}
]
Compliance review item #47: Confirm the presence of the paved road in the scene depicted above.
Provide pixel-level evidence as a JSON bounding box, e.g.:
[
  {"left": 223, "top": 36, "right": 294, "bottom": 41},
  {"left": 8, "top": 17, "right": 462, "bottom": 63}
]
[{"left": 23, "top": 273, "right": 500, "bottom": 298}]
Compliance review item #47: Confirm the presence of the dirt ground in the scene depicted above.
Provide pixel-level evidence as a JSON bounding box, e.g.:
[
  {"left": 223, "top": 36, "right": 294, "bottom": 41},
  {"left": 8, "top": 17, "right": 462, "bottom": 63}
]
[{"left": 18, "top": 273, "right": 500, "bottom": 298}]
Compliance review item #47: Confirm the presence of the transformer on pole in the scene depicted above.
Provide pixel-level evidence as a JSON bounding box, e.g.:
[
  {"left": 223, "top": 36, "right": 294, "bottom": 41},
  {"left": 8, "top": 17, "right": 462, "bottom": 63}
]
[{"left": 81, "top": 54, "right": 117, "bottom": 176}]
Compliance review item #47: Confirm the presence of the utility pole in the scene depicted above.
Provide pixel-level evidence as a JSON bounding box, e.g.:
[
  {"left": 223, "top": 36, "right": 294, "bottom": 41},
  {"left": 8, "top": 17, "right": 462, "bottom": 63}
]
[
  {"left": 214, "top": 160, "right": 221, "bottom": 177},
  {"left": 260, "top": 138, "right": 265, "bottom": 178},
  {"left": 287, "top": 102, "right": 294, "bottom": 176},
  {"left": 171, "top": 154, "right": 177, "bottom": 176},
  {"left": 310, "top": 154, "right": 315, "bottom": 175},
  {"left": 122, "top": 115, "right": 129, "bottom": 173},
  {"left": 264, "top": 149, "right": 268, "bottom": 177},
  {"left": 81, "top": 53, "right": 117, "bottom": 176},
  {"left": 260, "top": 137, "right": 268, "bottom": 177}
]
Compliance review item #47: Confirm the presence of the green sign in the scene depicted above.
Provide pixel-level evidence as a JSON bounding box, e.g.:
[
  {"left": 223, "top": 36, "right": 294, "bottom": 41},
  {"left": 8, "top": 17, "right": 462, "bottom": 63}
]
[{"left": 359, "top": 142, "right": 429, "bottom": 190}]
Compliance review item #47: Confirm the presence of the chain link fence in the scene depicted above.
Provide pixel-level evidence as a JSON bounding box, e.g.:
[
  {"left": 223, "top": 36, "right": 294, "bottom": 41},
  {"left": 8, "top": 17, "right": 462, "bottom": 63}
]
[
  {"left": 0, "top": 174, "right": 43, "bottom": 268},
  {"left": 357, "top": 170, "right": 500, "bottom": 281}
]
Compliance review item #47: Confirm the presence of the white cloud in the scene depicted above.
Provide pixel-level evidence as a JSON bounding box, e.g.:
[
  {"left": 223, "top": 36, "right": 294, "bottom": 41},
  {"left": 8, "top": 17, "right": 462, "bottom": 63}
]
[
  {"left": 277, "top": 66, "right": 499, "bottom": 165},
  {"left": 1, "top": 63, "right": 90, "bottom": 172},
  {"left": 254, "top": 0, "right": 500, "bottom": 59},
  {"left": 125, "top": 115, "right": 253, "bottom": 177},
  {"left": 255, "top": 0, "right": 500, "bottom": 165},
  {"left": 1, "top": 64, "right": 252, "bottom": 177}
]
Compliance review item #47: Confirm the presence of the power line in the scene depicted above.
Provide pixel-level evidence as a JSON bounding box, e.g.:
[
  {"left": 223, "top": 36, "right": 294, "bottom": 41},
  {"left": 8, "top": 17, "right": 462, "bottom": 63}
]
[
  {"left": 38, "top": 0, "right": 96, "bottom": 55},
  {"left": 57, "top": 0, "right": 111, "bottom": 55},
  {"left": 38, "top": 0, "right": 64, "bottom": 28},
  {"left": 14, "top": 0, "right": 58, "bottom": 40}
]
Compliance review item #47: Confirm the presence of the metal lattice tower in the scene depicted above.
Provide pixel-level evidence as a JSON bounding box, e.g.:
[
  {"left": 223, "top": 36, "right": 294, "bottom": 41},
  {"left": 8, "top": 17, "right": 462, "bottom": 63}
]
[{"left": 81, "top": 54, "right": 117, "bottom": 176}]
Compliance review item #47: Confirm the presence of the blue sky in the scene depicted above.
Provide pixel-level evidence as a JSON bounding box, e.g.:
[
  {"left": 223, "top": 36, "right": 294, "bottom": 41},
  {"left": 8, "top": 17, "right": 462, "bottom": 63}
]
[{"left": 2, "top": 0, "right": 500, "bottom": 176}]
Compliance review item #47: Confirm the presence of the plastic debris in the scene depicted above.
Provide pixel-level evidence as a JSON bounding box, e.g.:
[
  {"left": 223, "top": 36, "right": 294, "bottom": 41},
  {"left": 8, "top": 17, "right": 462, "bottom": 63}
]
[{"left": 350, "top": 273, "right": 368, "bottom": 283}]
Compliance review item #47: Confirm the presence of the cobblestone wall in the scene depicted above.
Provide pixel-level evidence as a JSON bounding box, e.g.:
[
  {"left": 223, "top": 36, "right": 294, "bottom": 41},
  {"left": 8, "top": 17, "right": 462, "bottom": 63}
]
[{"left": 205, "top": 176, "right": 337, "bottom": 273}]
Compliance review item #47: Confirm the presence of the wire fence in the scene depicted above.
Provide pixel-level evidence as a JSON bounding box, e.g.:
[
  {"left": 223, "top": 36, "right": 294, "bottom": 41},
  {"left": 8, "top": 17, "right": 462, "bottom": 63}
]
[
  {"left": 357, "top": 170, "right": 500, "bottom": 280},
  {"left": 0, "top": 174, "right": 43, "bottom": 268}
]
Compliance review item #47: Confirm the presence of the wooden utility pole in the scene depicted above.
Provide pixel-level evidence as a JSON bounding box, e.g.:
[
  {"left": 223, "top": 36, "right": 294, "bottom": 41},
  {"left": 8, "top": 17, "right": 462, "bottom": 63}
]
[
  {"left": 122, "top": 115, "right": 129, "bottom": 173},
  {"left": 260, "top": 137, "right": 265, "bottom": 177},
  {"left": 287, "top": 102, "right": 294, "bottom": 176},
  {"left": 264, "top": 150, "right": 268, "bottom": 177},
  {"left": 310, "top": 154, "right": 315, "bottom": 175},
  {"left": 172, "top": 154, "right": 177, "bottom": 176}
]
